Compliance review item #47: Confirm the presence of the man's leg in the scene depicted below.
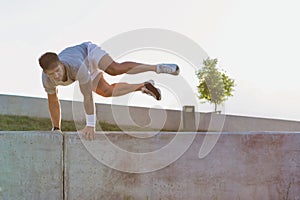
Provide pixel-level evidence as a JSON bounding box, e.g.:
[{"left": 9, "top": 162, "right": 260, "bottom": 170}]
[
  {"left": 98, "top": 54, "right": 156, "bottom": 76},
  {"left": 92, "top": 73, "right": 161, "bottom": 100},
  {"left": 98, "top": 54, "right": 179, "bottom": 76}
]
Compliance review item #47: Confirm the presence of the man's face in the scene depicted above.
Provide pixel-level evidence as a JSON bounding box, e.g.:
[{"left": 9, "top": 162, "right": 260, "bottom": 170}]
[{"left": 45, "top": 62, "right": 65, "bottom": 82}]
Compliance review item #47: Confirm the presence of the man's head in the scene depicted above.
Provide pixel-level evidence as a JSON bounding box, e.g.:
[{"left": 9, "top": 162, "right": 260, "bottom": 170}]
[
  {"left": 39, "top": 52, "right": 60, "bottom": 71},
  {"left": 39, "top": 52, "right": 66, "bottom": 82}
]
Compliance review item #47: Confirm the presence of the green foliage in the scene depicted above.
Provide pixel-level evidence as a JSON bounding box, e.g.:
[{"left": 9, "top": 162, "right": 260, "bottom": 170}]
[
  {"left": 0, "top": 114, "right": 76, "bottom": 131},
  {"left": 196, "top": 57, "right": 235, "bottom": 111},
  {"left": 0, "top": 114, "right": 171, "bottom": 132}
]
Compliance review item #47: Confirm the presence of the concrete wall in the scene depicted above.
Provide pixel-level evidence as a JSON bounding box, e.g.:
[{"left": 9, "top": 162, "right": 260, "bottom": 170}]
[
  {"left": 0, "top": 131, "right": 299, "bottom": 199},
  {"left": 0, "top": 94, "right": 183, "bottom": 131},
  {"left": 64, "top": 132, "right": 300, "bottom": 200},
  {"left": 200, "top": 112, "right": 300, "bottom": 132},
  {"left": 0, "top": 131, "right": 63, "bottom": 200},
  {"left": 1, "top": 94, "right": 300, "bottom": 132}
]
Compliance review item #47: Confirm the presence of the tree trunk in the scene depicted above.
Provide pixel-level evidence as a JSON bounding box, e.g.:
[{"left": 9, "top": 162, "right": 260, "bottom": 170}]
[{"left": 214, "top": 103, "right": 217, "bottom": 112}]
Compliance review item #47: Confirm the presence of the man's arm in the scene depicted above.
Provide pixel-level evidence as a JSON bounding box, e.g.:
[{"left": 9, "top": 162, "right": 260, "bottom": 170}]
[
  {"left": 47, "top": 91, "right": 61, "bottom": 130},
  {"left": 80, "top": 79, "right": 94, "bottom": 115},
  {"left": 79, "top": 79, "right": 96, "bottom": 140}
]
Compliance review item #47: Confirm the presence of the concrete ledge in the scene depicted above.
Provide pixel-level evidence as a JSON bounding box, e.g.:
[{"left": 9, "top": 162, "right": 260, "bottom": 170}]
[
  {"left": 64, "top": 132, "right": 300, "bottom": 200},
  {"left": 0, "top": 131, "right": 299, "bottom": 199},
  {"left": 0, "top": 131, "right": 63, "bottom": 200}
]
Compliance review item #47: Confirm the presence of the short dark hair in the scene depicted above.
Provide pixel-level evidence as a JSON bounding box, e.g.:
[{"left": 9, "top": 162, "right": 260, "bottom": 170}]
[{"left": 38, "top": 52, "right": 60, "bottom": 71}]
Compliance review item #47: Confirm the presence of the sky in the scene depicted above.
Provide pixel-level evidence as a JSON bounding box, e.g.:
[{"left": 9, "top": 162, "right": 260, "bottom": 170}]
[{"left": 0, "top": 0, "right": 299, "bottom": 121}]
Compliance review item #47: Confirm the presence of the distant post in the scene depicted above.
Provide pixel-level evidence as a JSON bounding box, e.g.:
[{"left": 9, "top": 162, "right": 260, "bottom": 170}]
[{"left": 182, "top": 106, "right": 196, "bottom": 131}]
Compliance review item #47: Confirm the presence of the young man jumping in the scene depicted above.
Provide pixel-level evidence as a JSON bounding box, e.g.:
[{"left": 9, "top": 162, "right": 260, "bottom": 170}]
[{"left": 38, "top": 41, "right": 179, "bottom": 140}]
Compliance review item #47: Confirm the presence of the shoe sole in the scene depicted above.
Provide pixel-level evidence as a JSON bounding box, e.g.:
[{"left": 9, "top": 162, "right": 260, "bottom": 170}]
[
  {"left": 145, "top": 82, "right": 161, "bottom": 100},
  {"left": 174, "top": 66, "right": 180, "bottom": 75}
]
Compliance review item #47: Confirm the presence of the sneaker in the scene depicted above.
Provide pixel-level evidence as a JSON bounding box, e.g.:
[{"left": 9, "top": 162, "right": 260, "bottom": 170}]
[
  {"left": 141, "top": 80, "right": 161, "bottom": 100},
  {"left": 156, "top": 63, "right": 180, "bottom": 75}
]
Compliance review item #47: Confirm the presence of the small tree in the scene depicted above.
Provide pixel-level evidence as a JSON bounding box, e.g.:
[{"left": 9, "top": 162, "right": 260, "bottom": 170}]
[{"left": 196, "top": 57, "right": 235, "bottom": 112}]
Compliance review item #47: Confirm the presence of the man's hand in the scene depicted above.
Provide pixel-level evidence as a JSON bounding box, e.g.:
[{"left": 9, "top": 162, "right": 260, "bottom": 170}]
[
  {"left": 51, "top": 127, "right": 62, "bottom": 133},
  {"left": 80, "top": 126, "right": 95, "bottom": 140}
]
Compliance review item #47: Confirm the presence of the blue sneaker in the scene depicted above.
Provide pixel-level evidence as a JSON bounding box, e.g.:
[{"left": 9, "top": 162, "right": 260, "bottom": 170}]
[{"left": 156, "top": 64, "right": 180, "bottom": 75}]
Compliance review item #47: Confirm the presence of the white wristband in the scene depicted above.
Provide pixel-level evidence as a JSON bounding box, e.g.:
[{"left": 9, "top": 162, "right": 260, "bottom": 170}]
[{"left": 86, "top": 114, "right": 96, "bottom": 127}]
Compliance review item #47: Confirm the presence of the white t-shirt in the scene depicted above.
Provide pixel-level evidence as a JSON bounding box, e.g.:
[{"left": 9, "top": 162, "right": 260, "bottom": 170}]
[{"left": 42, "top": 41, "right": 105, "bottom": 94}]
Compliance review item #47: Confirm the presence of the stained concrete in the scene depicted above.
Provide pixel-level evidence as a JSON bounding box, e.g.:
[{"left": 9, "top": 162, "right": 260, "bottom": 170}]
[
  {"left": 64, "top": 132, "right": 300, "bottom": 200},
  {"left": 0, "top": 131, "right": 63, "bottom": 200},
  {"left": 0, "top": 131, "right": 299, "bottom": 199}
]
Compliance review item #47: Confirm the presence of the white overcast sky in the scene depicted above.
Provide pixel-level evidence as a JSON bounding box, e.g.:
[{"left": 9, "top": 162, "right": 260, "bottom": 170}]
[{"left": 0, "top": 0, "right": 299, "bottom": 121}]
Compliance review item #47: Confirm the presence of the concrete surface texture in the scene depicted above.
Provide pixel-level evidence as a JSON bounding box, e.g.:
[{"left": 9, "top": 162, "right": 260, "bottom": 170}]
[
  {"left": 0, "top": 131, "right": 63, "bottom": 200},
  {"left": 1, "top": 94, "right": 300, "bottom": 132},
  {"left": 64, "top": 132, "right": 300, "bottom": 200},
  {"left": 0, "top": 131, "right": 299, "bottom": 200}
]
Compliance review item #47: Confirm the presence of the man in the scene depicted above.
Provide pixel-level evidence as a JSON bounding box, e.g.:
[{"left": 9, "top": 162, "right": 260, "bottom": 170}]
[{"left": 38, "top": 41, "right": 179, "bottom": 140}]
